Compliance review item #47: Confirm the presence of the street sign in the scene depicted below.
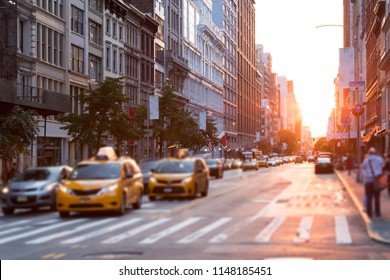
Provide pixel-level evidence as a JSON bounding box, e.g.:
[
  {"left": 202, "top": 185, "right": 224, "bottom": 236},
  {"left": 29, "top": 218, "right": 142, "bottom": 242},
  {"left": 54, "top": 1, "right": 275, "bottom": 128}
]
[{"left": 349, "top": 80, "right": 365, "bottom": 91}]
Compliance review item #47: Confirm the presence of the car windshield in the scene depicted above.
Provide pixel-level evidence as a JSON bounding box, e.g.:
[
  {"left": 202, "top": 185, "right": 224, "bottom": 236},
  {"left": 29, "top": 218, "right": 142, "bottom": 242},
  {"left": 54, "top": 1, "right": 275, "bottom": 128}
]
[
  {"left": 206, "top": 159, "right": 217, "bottom": 165},
  {"left": 156, "top": 161, "right": 194, "bottom": 173},
  {"left": 15, "top": 168, "right": 59, "bottom": 182},
  {"left": 69, "top": 163, "right": 121, "bottom": 179},
  {"left": 139, "top": 160, "right": 161, "bottom": 172}
]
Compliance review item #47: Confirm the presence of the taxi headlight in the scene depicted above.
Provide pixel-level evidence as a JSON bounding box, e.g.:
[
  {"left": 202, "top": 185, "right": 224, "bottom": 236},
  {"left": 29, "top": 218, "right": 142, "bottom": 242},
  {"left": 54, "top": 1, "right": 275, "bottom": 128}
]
[
  {"left": 181, "top": 177, "right": 192, "bottom": 184},
  {"left": 149, "top": 177, "right": 157, "bottom": 183},
  {"left": 1, "top": 187, "right": 9, "bottom": 194},
  {"left": 41, "top": 183, "right": 58, "bottom": 192},
  {"left": 97, "top": 184, "right": 118, "bottom": 195},
  {"left": 59, "top": 185, "right": 75, "bottom": 196}
]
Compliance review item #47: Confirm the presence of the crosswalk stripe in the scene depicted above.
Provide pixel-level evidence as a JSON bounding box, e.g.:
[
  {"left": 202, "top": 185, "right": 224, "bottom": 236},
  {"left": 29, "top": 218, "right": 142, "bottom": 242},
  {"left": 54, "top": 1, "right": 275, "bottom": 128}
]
[
  {"left": 61, "top": 218, "right": 143, "bottom": 244},
  {"left": 335, "top": 215, "right": 352, "bottom": 244},
  {"left": 0, "top": 219, "right": 86, "bottom": 244},
  {"left": 209, "top": 217, "right": 252, "bottom": 243},
  {"left": 139, "top": 217, "right": 203, "bottom": 244},
  {"left": 102, "top": 218, "right": 172, "bottom": 244},
  {"left": 0, "top": 227, "right": 25, "bottom": 237},
  {"left": 0, "top": 220, "right": 30, "bottom": 228},
  {"left": 178, "top": 217, "right": 232, "bottom": 244},
  {"left": 26, "top": 218, "right": 117, "bottom": 244},
  {"left": 294, "top": 216, "right": 313, "bottom": 243},
  {"left": 255, "top": 216, "right": 286, "bottom": 243}
]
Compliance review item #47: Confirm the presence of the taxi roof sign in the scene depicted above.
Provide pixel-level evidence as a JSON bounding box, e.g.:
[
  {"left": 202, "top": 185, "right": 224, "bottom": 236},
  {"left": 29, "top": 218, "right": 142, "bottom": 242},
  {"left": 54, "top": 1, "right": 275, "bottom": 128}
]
[{"left": 95, "top": 147, "right": 118, "bottom": 160}]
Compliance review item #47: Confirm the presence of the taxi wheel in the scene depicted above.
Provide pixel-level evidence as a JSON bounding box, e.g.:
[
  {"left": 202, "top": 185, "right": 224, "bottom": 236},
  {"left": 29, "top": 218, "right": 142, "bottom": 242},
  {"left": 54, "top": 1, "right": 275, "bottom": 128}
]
[
  {"left": 59, "top": 211, "right": 69, "bottom": 218},
  {"left": 148, "top": 196, "right": 156, "bottom": 201},
  {"left": 132, "top": 190, "right": 142, "bottom": 210},
  {"left": 116, "top": 193, "right": 126, "bottom": 216},
  {"left": 201, "top": 181, "right": 209, "bottom": 197},
  {"left": 191, "top": 185, "right": 198, "bottom": 199},
  {"left": 2, "top": 207, "right": 14, "bottom": 215}
]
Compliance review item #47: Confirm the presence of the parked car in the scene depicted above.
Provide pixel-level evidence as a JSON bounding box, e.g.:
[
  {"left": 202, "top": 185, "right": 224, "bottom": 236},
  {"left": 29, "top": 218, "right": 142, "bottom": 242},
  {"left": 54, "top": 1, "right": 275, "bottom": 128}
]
[
  {"left": 242, "top": 159, "right": 259, "bottom": 171},
  {"left": 295, "top": 156, "right": 304, "bottom": 164},
  {"left": 139, "top": 158, "right": 164, "bottom": 193},
  {"left": 1, "top": 165, "right": 73, "bottom": 215},
  {"left": 256, "top": 155, "right": 269, "bottom": 168},
  {"left": 314, "top": 157, "right": 334, "bottom": 174},
  {"left": 268, "top": 157, "right": 278, "bottom": 167},
  {"left": 205, "top": 158, "right": 224, "bottom": 179},
  {"left": 148, "top": 157, "right": 210, "bottom": 201},
  {"left": 231, "top": 159, "right": 243, "bottom": 169},
  {"left": 56, "top": 147, "right": 144, "bottom": 218},
  {"left": 222, "top": 158, "right": 233, "bottom": 170}
]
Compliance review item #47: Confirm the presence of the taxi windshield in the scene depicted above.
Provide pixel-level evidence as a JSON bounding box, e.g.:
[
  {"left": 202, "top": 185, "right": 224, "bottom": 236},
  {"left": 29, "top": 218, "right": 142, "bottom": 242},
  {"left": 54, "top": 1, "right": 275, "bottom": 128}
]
[
  {"left": 69, "top": 163, "right": 121, "bottom": 180},
  {"left": 156, "top": 161, "right": 194, "bottom": 173}
]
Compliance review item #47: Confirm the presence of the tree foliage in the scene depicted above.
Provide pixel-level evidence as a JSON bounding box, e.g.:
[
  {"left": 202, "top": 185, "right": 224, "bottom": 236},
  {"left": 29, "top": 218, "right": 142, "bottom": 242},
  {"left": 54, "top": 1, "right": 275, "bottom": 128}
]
[
  {"left": 152, "top": 85, "right": 219, "bottom": 156},
  {"left": 314, "top": 137, "right": 331, "bottom": 152},
  {"left": 58, "top": 77, "right": 144, "bottom": 153},
  {"left": 0, "top": 106, "right": 38, "bottom": 161},
  {"left": 278, "top": 129, "right": 299, "bottom": 155}
]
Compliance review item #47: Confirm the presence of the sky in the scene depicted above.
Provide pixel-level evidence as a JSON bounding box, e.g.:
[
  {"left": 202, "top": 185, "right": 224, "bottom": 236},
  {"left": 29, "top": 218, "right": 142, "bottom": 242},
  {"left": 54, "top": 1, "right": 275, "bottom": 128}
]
[{"left": 255, "top": 0, "right": 344, "bottom": 138}]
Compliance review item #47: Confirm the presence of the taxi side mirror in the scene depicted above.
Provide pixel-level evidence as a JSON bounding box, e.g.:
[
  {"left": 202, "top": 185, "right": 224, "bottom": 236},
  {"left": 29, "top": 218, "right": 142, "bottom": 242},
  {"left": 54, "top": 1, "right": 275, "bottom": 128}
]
[{"left": 126, "top": 173, "right": 134, "bottom": 179}]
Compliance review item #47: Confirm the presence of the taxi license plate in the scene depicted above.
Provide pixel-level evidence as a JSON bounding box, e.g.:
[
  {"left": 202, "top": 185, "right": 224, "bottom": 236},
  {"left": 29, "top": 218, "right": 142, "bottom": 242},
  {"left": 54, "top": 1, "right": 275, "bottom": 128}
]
[
  {"left": 79, "top": 198, "right": 91, "bottom": 203},
  {"left": 164, "top": 188, "right": 173, "bottom": 193},
  {"left": 17, "top": 196, "right": 28, "bottom": 202}
]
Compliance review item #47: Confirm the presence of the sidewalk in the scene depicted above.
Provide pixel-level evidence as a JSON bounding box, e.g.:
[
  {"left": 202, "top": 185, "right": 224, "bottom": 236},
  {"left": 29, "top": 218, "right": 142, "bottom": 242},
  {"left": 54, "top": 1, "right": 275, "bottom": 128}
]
[{"left": 336, "top": 169, "right": 390, "bottom": 244}]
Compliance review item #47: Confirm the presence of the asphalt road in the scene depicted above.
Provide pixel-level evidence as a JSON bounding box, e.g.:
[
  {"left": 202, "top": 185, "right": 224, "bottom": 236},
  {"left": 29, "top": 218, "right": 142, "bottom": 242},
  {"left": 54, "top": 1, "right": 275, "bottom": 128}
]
[{"left": 1, "top": 162, "right": 389, "bottom": 260}]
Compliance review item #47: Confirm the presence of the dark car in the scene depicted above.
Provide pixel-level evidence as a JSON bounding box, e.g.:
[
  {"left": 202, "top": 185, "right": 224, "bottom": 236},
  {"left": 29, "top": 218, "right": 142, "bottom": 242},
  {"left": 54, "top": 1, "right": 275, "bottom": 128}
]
[
  {"left": 205, "top": 158, "right": 223, "bottom": 179},
  {"left": 139, "top": 158, "right": 164, "bottom": 193},
  {"left": 314, "top": 157, "right": 334, "bottom": 174},
  {"left": 1, "top": 165, "right": 72, "bottom": 215}
]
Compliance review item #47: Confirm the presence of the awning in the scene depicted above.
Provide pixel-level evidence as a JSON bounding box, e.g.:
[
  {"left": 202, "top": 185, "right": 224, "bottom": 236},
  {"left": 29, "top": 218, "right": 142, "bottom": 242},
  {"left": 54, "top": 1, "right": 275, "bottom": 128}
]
[{"left": 363, "top": 127, "right": 377, "bottom": 143}]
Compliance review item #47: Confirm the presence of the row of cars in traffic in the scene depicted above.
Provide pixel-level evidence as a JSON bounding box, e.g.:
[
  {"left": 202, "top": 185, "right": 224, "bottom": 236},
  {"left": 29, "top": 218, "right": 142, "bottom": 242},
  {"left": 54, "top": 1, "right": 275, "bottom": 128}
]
[
  {"left": 0, "top": 148, "right": 226, "bottom": 217},
  {"left": 1, "top": 147, "right": 332, "bottom": 218}
]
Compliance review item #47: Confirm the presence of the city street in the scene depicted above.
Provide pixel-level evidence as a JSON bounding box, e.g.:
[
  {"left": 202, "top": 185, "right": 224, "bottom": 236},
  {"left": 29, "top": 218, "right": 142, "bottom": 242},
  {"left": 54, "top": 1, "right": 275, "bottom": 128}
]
[{"left": 1, "top": 162, "right": 389, "bottom": 260}]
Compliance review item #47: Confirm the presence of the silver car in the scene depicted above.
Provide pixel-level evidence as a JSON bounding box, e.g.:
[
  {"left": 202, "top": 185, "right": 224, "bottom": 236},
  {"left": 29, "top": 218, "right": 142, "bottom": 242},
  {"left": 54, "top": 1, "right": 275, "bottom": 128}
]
[{"left": 1, "top": 165, "right": 72, "bottom": 215}]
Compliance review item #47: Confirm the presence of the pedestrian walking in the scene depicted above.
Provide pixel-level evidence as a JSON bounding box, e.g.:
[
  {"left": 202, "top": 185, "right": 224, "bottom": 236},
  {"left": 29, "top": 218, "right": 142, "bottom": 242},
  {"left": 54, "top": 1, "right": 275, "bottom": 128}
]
[
  {"left": 382, "top": 153, "right": 390, "bottom": 197},
  {"left": 360, "top": 147, "right": 385, "bottom": 218}
]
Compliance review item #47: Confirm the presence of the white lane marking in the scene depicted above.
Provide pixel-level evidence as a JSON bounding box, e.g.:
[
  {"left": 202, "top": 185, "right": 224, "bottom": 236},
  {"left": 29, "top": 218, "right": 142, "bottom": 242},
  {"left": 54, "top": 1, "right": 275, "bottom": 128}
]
[
  {"left": 0, "top": 227, "right": 26, "bottom": 237},
  {"left": 294, "top": 216, "right": 313, "bottom": 243},
  {"left": 61, "top": 218, "right": 143, "bottom": 244},
  {"left": 27, "top": 218, "right": 117, "bottom": 244},
  {"left": 139, "top": 217, "right": 202, "bottom": 244},
  {"left": 0, "top": 220, "right": 30, "bottom": 228},
  {"left": 0, "top": 219, "right": 86, "bottom": 244},
  {"left": 335, "top": 215, "right": 352, "bottom": 244},
  {"left": 178, "top": 217, "right": 232, "bottom": 244},
  {"left": 102, "top": 218, "right": 172, "bottom": 244},
  {"left": 209, "top": 217, "right": 252, "bottom": 243},
  {"left": 255, "top": 216, "right": 286, "bottom": 243}
]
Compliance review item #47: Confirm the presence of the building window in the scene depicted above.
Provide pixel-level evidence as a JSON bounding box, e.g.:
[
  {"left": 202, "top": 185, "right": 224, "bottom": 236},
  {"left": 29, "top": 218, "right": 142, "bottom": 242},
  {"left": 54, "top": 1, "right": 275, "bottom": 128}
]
[
  {"left": 71, "top": 45, "right": 84, "bottom": 73},
  {"left": 113, "top": 48, "right": 117, "bottom": 72},
  {"left": 106, "top": 45, "right": 111, "bottom": 69},
  {"left": 112, "top": 21, "right": 117, "bottom": 38},
  {"left": 106, "top": 18, "right": 110, "bottom": 35},
  {"left": 89, "top": 20, "right": 102, "bottom": 45},
  {"left": 89, "top": 0, "right": 103, "bottom": 12},
  {"left": 37, "top": 0, "right": 64, "bottom": 19},
  {"left": 89, "top": 54, "right": 102, "bottom": 82},
  {"left": 71, "top": 5, "right": 84, "bottom": 35}
]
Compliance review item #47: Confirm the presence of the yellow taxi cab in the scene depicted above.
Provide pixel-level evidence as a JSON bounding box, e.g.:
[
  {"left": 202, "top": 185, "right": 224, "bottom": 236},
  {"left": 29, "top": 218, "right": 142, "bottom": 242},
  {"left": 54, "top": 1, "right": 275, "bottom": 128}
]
[
  {"left": 147, "top": 155, "right": 210, "bottom": 201},
  {"left": 56, "top": 147, "right": 143, "bottom": 218}
]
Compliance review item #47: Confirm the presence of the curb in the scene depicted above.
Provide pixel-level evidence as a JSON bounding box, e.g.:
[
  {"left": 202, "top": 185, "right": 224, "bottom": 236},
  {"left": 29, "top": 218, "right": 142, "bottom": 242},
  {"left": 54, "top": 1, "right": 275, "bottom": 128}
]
[{"left": 336, "top": 170, "right": 390, "bottom": 245}]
